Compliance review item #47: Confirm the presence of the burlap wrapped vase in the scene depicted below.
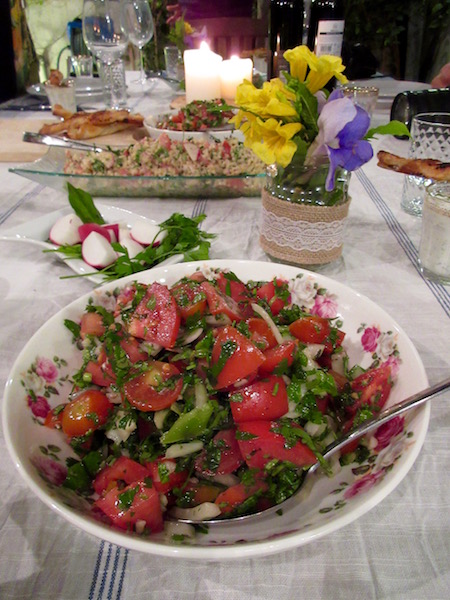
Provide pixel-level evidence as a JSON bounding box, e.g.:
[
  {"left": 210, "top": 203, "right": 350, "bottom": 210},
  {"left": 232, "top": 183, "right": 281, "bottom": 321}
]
[{"left": 260, "top": 188, "right": 351, "bottom": 266}]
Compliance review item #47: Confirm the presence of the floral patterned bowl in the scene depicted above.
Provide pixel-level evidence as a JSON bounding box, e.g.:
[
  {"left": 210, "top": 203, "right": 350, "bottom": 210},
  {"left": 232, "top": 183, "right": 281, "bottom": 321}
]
[{"left": 2, "top": 260, "right": 429, "bottom": 560}]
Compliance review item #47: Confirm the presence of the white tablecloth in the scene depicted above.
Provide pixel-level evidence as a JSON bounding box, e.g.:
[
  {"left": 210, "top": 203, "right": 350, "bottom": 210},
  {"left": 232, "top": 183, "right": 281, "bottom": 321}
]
[{"left": 0, "top": 76, "right": 449, "bottom": 600}]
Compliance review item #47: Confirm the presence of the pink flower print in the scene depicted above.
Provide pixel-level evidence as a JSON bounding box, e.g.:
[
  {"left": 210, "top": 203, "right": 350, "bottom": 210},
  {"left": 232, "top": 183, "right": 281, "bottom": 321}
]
[
  {"left": 343, "top": 470, "right": 384, "bottom": 500},
  {"left": 361, "top": 326, "right": 380, "bottom": 353},
  {"left": 384, "top": 355, "right": 400, "bottom": 377},
  {"left": 311, "top": 294, "right": 338, "bottom": 318},
  {"left": 35, "top": 357, "right": 58, "bottom": 383},
  {"left": 374, "top": 416, "right": 405, "bottom": 452},
  {"left": 27, "top": 394, "right": 51, "bottom": 419},
  {"left": 31, "top": 454, "right": 67, "bottom": 486}
]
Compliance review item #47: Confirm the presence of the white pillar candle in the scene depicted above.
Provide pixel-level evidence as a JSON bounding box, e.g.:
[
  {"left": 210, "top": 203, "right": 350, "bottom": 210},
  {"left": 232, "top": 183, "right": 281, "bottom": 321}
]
[
  {"left": 219, "top": 56, "right": 253, "bottom": 101},
  {"left": 184, "top": 42, "right": 223, "bottom": 103}
]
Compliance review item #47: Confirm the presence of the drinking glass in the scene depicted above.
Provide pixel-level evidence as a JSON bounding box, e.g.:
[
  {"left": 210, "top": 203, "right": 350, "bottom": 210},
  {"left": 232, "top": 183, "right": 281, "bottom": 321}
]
[
  {"left": 82, "top": 0, "right": 129, "bottom": 108},
  {"left": 122, "top": 0, "right": 154, "bottom": 86},
  {"left": 22, "top": 0, "right": 84, "bottom": 82}
]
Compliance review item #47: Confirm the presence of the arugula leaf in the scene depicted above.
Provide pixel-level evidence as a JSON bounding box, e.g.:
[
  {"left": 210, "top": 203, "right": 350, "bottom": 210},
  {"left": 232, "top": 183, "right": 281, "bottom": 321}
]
[
  {"left": 67, "top": 183, "right": 105, "bottom": 224},
  {"left": 365, "top": 120, "right": 410, "bottom": 140}
]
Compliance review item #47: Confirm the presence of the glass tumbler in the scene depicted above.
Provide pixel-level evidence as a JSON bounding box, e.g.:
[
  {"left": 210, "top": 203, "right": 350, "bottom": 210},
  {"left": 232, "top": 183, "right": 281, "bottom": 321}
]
[
  {"left": 419, "top": 182, "right": 450, "bottom": 285},
  {"left": 401, "top": 113, "right": 450, "bottom": 217}
]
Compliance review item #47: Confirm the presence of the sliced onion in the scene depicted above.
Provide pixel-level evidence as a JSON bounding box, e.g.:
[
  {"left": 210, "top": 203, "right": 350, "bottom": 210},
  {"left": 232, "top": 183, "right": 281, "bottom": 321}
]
[
  {"left": 209, "top": 473, "right": 240, "bottom": 487},
  {"left": 304, "top": 420, "right": 327, "bottom": 437},
  {"left": 250, "top": 302, "right": 283, "bottom": 345},
  {"left": 154, "top": 408, "right": 169, "bottom": 430},
  {"left": 194, "top": 381, "right": 208, "bottom": 407},
  {"left": 170, "top": 502, "right": 222, "bottom": 521},
  {"left": 165, "top": 441, "right": 204, "bottom": 459},
  {"left": 331, "top": 350, "right": 347, "bottom": 376},
  {"left": 205, "top": 314, "right": 231, "bottom": 326},
  {"left": 176, "top": 327, "right": 204, "bottom": 347},
  {"left": 164, "top": 521, "right": 196, "bottom": 539}
]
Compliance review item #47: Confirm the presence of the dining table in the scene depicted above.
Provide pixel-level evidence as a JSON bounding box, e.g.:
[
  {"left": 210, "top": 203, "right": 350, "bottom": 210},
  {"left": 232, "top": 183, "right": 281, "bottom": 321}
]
[{"left": 0, "top": 72, "right": 448, "bottom": 600}]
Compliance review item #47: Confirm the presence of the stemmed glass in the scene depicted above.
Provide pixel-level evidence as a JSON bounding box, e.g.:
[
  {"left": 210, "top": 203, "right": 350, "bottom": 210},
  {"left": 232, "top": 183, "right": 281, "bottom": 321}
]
[
  {"left": 122, "top": 0, "right": 155, "bottom": 86},
  {"left": 82, "top": 0, "right": 129, "bottom": 108}
]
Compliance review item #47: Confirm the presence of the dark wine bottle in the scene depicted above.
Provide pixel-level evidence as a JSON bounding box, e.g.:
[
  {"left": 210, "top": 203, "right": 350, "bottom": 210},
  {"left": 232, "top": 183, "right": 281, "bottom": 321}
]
[
  {"left": 268, "top": 0, "right": 304, "bottom": 79},
  {"left": 391, "top": 88, "right": 450, "bottom": 131},
  {"left": 307, "top": 0, "right": 345, "bottom": 57}
]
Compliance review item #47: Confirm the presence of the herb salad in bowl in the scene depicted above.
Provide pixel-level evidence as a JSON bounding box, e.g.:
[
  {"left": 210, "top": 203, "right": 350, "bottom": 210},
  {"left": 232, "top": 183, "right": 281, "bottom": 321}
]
[{"left": 3, "top": 260, "right": 429, "bottom": 560}]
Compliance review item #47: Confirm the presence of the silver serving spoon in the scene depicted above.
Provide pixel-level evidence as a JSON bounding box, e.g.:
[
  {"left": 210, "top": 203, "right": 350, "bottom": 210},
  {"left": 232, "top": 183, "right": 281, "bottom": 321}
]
[{"left": 172, "top": 377, "right": 450, "bottom": 525}]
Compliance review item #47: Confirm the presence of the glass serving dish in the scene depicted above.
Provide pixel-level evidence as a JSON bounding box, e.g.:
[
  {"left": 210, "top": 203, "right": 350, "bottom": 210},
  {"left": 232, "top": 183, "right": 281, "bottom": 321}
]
[{"left": 9, "top": 148, "right": 266, "bottom": 199}]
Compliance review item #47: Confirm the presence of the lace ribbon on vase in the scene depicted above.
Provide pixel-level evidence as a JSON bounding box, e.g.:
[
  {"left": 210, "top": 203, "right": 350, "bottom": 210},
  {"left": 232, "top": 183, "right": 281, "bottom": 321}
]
[
  {"left": 261, "top": 208, "right": 347, "bottom": 251},
  {"left": 260, "top": 189, "right": 351, "bottom": 265}
]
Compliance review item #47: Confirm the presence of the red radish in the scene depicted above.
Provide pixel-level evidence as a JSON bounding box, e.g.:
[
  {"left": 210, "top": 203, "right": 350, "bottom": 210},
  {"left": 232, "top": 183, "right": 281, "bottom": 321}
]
[
  {"left": 119, "top": 237, "right": 145, "bottom": 259},
  {"left": 79, "top": 223, "right": 112, "bottom": 243},
  {"left": 102, "top": 223, "right": 119, "bottom": 243},
  {"left": 118, "top": 224, "right": 132, "bottom": 243},
  {"left": 81, "top": 231, "right": 118, "bottom": 268},
  {"left": 130, "top": 221, "right": 166, "bottom": 247},
  {"left": 49, "top": 213, "right": 83, "bottom": 246}
]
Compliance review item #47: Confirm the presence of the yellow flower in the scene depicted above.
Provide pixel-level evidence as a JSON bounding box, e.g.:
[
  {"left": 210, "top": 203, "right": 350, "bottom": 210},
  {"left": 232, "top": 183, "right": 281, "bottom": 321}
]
[
  {"left": 184, "top": 21, "right": 194, "bottom": 35},
  {"left": 284, "top": 45, "right": 348, "bottom": 93},
  {"left": 249, "top": 118, "right": 302, "bottom": 167},
  {"left": 235, "top": 79, "right": 297, "bottom": 119}
]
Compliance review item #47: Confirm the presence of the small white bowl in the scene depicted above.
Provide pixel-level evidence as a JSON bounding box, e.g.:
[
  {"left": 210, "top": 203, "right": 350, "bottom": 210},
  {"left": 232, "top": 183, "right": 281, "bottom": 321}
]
[{"left": 144, "top": 114, "right": 244, "bottom": 142}]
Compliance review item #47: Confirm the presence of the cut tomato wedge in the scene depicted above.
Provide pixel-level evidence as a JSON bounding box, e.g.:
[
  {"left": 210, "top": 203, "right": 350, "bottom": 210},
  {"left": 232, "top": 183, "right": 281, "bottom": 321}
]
[
  {"left": 194, "top": 428, "right": 244, "bottom": 476},
  {"left": 200, "top": 281, "right": 245, "bottom": 322},
  {"left": 127, "top": 282, "right": 180, "bottom": 348},
  {"left": 123, "top": 360, "right": 183, "bottom": 411},
  {"left": 230, "top": 376, "right": 289, "bottom": 423},
  {"left": 237, "top": 420, "right": 317, "bottom": 469},
  {"left": 211, "top": 326, "right": 266, "bottom": 390}
]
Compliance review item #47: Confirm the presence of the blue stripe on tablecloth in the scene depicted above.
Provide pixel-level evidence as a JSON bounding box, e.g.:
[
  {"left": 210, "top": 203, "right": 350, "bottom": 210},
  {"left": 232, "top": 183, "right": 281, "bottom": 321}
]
[
  {"left": 88, "top": 198, "right": 207, "bottom": 599},
  {"left": 356, "top": 169, "right": 450, "bottom": 318}
]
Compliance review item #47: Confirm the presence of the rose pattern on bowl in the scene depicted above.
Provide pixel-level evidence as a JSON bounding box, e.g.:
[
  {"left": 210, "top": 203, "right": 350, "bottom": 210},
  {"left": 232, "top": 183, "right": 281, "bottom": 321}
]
[{"left": 18, "top": 273, "right": 418, "bottom": 545}]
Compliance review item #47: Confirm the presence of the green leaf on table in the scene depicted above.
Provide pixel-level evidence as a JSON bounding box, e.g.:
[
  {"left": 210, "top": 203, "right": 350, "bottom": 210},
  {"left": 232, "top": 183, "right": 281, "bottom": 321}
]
[
  {"left": 365, "top": 120, "right": 410, "bottom": 140},
  {"left": 67, "top": 183, "right": 105, "bottom": 224}
]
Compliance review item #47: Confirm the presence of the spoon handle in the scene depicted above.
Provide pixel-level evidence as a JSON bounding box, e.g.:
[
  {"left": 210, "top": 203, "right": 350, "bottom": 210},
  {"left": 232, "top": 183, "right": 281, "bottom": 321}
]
[{"left": 323, "top": 376, "right": 450, "bottom": 461}]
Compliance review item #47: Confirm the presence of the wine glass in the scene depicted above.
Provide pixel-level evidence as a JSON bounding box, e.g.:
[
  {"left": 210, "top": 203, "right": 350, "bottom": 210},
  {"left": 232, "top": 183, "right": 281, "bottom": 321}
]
[
  {"left": 82, "top": 0, "right": 129, "bottom": 108},
  {"left": 122, "top": 0, "right": 155, "bottom": 86}
]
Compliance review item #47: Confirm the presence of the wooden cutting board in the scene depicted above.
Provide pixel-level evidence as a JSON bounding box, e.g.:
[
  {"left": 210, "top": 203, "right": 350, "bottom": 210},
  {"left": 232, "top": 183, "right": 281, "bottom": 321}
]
[{"left": 0, "top": 117, "right": 146, "bottom": 163}]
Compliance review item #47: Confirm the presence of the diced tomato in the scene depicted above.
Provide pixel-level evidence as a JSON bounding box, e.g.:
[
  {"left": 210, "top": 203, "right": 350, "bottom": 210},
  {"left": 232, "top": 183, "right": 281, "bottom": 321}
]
[
  {"left": 95, "top": 480, "right": 163, "bottom": 533},
  {"left": 85, "top": 349, "right": 115, "bottom": 387},
  {"left": 194, "top": 428, "right": 244, "bottom": 476},
  {"left": 211, "top": 326, "right": 266, "bottom": 390},
  {"left": 289, "top": 315, "right": 345, "bottom": 353},
  {"left": 80, "top": 312, "right": 105, "bottom": 339},
  {"left": 230, "top": 376, "right": 289, "bottom": 423},
  {"left": 44, "top": 405, "right": 64, "bottom": 429},
  {"left": 123, "top": 360, "right": 182, "bottom": 412},
  {"left": 147, "top": 458, "right": 189, "bottom": 494},
  {"left": 179, "top": 481, "right": 222, "bottom": 506},
  {"left": 127, "top": 282, "right": 180, "bottom": 348},
  {"left": 328, "top": 369, "right": 350, "bottom": 392},
  {"left": 158, "top": 132, "right": 172, "bottom": 150},
  {"left": 200, "top": 281, "right": 245, "bottom": 322},
  {"left": 348, "top": 364, "right": 393, "bottom": 416},
  {"left": 221, "top": 139, "right": 231, "bottom": 158},
  {"left": 120, "top": 336, "right": 148, "bottom": 363},
  {"left": 214, "top": 479, "right": 268, "bottom": 514},
  {"left": 93, "top": 456, "right": 150, "bottom": 496},
  {"left": 61, "top": 389, "right": 112, "bottom": 438},
  {"left": 246, "top": 318, "right": 277, "bottom": 351},
  {"left": 236, "top": 420, "right": 317, "bottom": 469},
  {"left": 256, "top": 279, "right": 290, "bottom": 316},
  {"left": 215, "top": 272, "right": 253, "bottom": 317},
  {"left": 258, "top": 340, "right": 297, "bottom": 376},
  {"left": 171, "top": 280, "right": 207, "bottom": 322}
]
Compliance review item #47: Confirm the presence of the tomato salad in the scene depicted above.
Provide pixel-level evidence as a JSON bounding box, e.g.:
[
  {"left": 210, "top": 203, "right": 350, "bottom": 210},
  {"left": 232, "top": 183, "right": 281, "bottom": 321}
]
[
  {"left": 48, "top": 267, "right": 394, "bottom": 536},
  {"left": 156, "top": 99, "right": 235, "bottom": 132}
]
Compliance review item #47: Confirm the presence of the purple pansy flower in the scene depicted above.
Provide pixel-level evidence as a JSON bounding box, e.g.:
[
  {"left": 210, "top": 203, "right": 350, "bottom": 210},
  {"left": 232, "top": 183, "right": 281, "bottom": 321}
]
[{"left": 306, "top": 89, "right": 373, "bottom": 191}]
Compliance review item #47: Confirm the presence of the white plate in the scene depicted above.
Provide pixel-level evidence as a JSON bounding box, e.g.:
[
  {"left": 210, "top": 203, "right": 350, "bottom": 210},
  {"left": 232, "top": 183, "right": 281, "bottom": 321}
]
[
  {"left": 2, "top": 259, "right": 429, "bottom": 560},
  {"left": 144, "top": 114, "right": 244, "bottom": 143},
  {"left": 0, "top": 204, "right": 184, "bottom": 285},
  {"left": 27, "top": 78, "right": 104, "bottom": 101}
]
